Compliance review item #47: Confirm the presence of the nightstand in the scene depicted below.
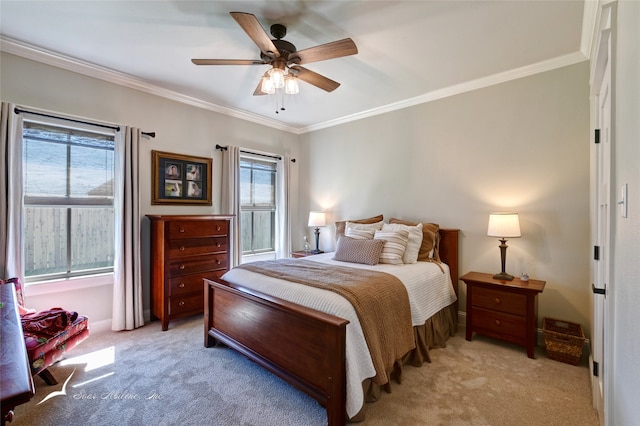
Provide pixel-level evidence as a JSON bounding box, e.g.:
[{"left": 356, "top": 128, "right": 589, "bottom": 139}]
[
  {"left": 461, "top": 271, "right": 546, "bottom": 359},
  {"left": 291, "top": 250, "right": 314, "bottom": 258}
]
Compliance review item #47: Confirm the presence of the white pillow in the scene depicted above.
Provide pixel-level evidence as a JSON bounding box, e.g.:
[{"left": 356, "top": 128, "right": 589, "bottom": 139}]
[
  {"left": 374, "top": 229, "right": 409, "bottom": 265},
  {"left": 382, "top": 222, "right": 423, "bottom": 263},
  {"left": 345, "top": 221, "right": 384, "bottom": 240}
]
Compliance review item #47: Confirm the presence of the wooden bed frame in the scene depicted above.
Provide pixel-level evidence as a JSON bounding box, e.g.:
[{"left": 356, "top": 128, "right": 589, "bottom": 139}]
[{"left": 204, "top": 229, "right": 459, "bottom": 425}]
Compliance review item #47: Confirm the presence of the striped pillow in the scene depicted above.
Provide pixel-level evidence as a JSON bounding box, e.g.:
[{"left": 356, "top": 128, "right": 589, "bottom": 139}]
[
  {"left": 332, "top": 236, "right": 385, "bottom": 265},
  {"left": 381, "top": 222, "right": 423, "bottom": 264},
  {"left": 374, "top": 229, "right": 409, "bottom": 264}
]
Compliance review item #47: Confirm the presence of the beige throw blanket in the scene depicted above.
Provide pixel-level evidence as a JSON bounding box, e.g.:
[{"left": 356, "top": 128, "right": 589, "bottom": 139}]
[{"left": 236, "top": 259, "right": 415, "bottom": 385}]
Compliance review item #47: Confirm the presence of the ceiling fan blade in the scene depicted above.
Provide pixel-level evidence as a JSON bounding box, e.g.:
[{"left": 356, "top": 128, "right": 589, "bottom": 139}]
[
  {"left": 288, "top": 38, "right": 357, "bottom": 65},
  {"left": 290, "top": 66, "right": 340, "bottom": 92},
  {"left": 230, "top": 12, "right": 280, "bottom": 58},
  {"left": 191, "top": 59, "right": 265, "bottom": 66}
]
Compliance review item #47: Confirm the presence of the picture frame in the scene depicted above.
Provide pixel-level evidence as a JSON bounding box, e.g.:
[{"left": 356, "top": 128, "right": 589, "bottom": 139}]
[{"left": 152, "top": 150, "right": 212, "bottom": 205}]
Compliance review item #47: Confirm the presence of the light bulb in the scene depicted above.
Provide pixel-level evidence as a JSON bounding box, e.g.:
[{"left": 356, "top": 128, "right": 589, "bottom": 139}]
[
  {"left": 261, "top": 75, "right": 275, "bottom": 94},
  {"left": 268, "top": 67, "right": 285, "bottom": 89},
  {"left": 285, "top": 75, "right": 299, "bottom": 94}
]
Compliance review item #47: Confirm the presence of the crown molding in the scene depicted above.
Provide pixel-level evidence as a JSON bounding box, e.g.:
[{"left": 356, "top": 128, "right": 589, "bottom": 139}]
[
  {"left": 300, "top": 51, "right": 588, "bottom": 133},
  {"left": 0, "top": 36, "right": 299, "bottom": 134},
  {"left": 2, "top": 35, "right": 588, "bottom": 136}
]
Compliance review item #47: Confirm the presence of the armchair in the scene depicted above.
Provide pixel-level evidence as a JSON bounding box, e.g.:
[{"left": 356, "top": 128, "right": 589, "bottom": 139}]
[{"left": 1, "top": 277, "right": 89, "bottom": 385}]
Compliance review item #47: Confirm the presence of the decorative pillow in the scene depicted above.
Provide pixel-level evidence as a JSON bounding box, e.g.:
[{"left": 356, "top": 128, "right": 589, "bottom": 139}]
[
  {"left": 345, "top": 221, "right": 384, "bottom": 240},
  {"left": 374, "top": 229, "right": 409, "bottom": 265},
  {"left": 389, "top": 218, "right": 439, "bottom": 261},
  {"left": 335, "top": 214, "right": 384, "bottom": 240},
  {"left": 382, "top": 222, "right": 423, "bottom": 264},
  {"left": 332, "top": 236, "right": 386, "bottom": 266}
]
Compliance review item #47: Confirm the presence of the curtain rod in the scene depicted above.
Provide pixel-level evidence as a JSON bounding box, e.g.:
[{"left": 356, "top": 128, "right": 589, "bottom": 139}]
[
  {"left": 215, "top": 144, "right": 296, "bottom": 163},
  {"left": 14, "top": 107, "right": 156, "bottom": 138},
  {"left": 14, "top": 107, "right": 120, "bottom": 132}
]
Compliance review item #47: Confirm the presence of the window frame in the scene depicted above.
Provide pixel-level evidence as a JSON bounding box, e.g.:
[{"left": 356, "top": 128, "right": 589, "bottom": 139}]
[
  {"left": 239, "top": 154, "right": 278, "bottom": 257},
  {"left": 21, "top": 117, "right": 116, "bottom": 283}
]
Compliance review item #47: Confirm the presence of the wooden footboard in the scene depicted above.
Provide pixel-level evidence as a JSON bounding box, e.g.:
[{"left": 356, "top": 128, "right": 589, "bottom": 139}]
[
  {"left": 204, "top": 278, "right": 349, "bottom": 425},
  {"left": 204, "top": 228, "right": 458, "bottom": 425}
]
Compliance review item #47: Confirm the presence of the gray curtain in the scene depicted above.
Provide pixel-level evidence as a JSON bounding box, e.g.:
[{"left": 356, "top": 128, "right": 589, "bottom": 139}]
[
  {"left": 112, "top": 127, "right": 144, "bottom": 330},
  {"left": 0, "top": 102, "right": 24, "bottom": 279},
  {"left": 220, "top": 145, "right": 241, "bottom": 267}
]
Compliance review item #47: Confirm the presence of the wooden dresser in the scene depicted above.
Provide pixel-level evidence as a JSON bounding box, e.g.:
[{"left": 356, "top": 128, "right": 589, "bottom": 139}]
[
  {"left": 461, "top": 271, "right": 546, "bottom": 358},
  {"left": 148, "top": 215, "right": 233, "bottom": 331}
]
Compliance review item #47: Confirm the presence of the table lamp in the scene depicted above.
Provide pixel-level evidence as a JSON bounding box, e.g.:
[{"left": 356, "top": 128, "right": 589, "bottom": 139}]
[
  {"left": 487, "top": 212, "right": 521, "bottom": 281},
  {"left": 308, "top": 211, "right": 326, "bottom": 254}
]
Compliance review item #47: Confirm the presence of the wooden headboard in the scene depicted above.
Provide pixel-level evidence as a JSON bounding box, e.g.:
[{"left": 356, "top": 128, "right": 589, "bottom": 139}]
[{"left": 437, "top": 228, "right": 460, "bottom": 297}]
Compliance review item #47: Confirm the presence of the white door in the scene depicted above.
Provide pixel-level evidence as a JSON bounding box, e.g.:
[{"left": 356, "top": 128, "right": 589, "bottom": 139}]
[{"left": 592, "top": 6, "right": 613, "bottom": 422}]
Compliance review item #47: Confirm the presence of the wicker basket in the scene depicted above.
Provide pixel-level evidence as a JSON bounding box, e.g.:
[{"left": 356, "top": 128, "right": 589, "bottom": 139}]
[{"left": 543, "top": 318, "right": 585, "bottom": 365}]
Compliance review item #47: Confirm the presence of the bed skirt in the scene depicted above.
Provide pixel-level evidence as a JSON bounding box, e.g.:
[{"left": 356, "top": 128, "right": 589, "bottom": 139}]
[{"left": 349, "top": 302, "right": 458, "bottom": 422}]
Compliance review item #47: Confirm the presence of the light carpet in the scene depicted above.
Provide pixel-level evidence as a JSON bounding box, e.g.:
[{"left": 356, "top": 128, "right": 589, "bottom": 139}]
[{"left": 12, "top": 315, "right": 599, "bottom": 425}]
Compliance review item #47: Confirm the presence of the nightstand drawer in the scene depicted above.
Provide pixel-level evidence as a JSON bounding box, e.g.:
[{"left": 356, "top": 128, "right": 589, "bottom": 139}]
[
  {"left": 471, "top": 307, "right": 526, "bottom": 338},
  {"left": 472, "top": 286, "right": 527, "bottom": 316}
]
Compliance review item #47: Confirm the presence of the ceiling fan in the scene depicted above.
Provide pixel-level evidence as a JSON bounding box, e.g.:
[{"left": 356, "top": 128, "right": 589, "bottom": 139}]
[{"left": 191, "top": 12, "right": 358, "bottom": 96}]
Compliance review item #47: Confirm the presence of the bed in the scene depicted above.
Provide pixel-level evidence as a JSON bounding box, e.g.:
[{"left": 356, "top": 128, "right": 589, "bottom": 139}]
[{"left": 204, "top": 223, "right": 459, "bottom": 425}]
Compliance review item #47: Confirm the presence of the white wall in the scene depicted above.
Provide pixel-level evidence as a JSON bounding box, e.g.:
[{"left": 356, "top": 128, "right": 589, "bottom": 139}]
[
  {"left": 300, "top": 62, "right": 591, "bottom": 332},
  {"left": 1, "top": 52, "right": 593, "bottom": 338},
  {"left": 610, "top": 1, "right": 640, "bottom": 424},
  {"left": 1, "top": 52, "right": 301, "bottom": 327}
]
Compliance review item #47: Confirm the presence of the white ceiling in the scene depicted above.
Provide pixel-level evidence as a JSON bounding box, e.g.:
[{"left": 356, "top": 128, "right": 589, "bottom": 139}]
[{"left": 0, "top": 1, "right": 591, "bottom": 134}]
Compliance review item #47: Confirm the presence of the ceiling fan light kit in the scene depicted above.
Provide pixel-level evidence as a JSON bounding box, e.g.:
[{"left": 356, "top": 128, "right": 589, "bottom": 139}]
[{"left": 192, "top": 11, "right": 357, "bottom": 112}]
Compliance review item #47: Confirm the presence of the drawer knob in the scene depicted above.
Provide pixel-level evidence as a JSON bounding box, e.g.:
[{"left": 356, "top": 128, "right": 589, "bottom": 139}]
[
  {"left": 178, "top": 301, "right": 185, "bottom": 306},
  {"left": 178, "top": 283, "right": 185, "bottom": 288},
  {"left": 179, "top": 227, "right": 185, "bottom": 233},
  {"left": 216, "top": 242, "right": 221, "bottom": 248},
  {"left": 179, "top": 246, "right": 185, "bottom": 251},
  {"left": 216, "top": 226, "right": 221, "bottom": 231},
  {"left": 495, "top": 319, "right": 501, "bottom": 326},
  {"left": 494, "top": 297, "right": 501, "bottom": 304},
  {"left": 179, "top": 264, "right": 185, "bottom": 270},
  {"left": 216, "top": 260, "right": 221, "bottom": 265}
]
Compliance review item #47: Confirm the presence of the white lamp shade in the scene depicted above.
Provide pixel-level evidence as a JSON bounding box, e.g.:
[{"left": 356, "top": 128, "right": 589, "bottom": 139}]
[
  {"left": 285, "top": 75, "right": 299, "bottom": 94},
  {"left": 308, "top": 211, "right": 326, "bottom": 227},
  {"left": 487, "top": 213, "right": 521, "bottom": 238},
  {"left": 260, "top": 75, "right": 275, "bottom": 94},
  {"left": 268, "top": 67, "right": 285, "bottom": 89}
]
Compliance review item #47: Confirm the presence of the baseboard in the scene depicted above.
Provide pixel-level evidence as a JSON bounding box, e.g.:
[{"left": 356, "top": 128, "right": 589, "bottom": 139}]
[{"left": 88, "top": 309, "right": 152, "bottom": 334}]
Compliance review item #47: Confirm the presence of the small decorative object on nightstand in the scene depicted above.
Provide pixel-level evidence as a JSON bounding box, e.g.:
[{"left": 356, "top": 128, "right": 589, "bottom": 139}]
[{"left": 461, "top": 271, "right": 545, "bottom": 359}]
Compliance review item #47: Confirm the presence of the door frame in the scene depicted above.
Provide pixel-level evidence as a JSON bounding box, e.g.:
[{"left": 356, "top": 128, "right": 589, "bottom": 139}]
[{"left": 589, "top": 2, "right": 616, "bottom": 425}]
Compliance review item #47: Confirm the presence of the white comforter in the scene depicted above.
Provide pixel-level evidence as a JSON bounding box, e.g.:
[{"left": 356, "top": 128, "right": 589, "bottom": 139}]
[{"left": 221, "top": 253, "right": 457, "bottom": 418}]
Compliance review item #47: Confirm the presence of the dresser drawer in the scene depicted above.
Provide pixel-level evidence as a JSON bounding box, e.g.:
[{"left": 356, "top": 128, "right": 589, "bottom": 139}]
[
  {"left": 170, "top": 271, "right": 227, "bottom": 296},
  {"left": 169, "top": 253, "right": 228, "bottom": 277},
  {"left": 472, "top": 286, "right": 527, "bottom": 316},
  {"left": 168, "top": 236, "right": 228, "bottom": 258},
  {"left": 471, "top": 307, "right": 526, "bottom": 338},
  {"left": 169, "top": 220, "right": 228, "bottom": 239},
  {"left": 169, "top": 292, "right": 202, "bottom": 316}
]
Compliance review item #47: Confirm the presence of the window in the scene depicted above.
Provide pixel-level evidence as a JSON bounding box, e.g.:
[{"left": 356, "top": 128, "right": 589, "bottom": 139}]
[
  {"left": 240, "top": 157, "right": 277, "bottom": 256},
  {"left": 22, "top": 119, "right": 116, "bottom": 281}
]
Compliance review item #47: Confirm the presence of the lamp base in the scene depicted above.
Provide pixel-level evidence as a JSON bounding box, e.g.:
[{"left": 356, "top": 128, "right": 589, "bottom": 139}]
[
  {"left": 493, "top": 272, "right": 515, "bottom": 281},
  {"left": 309, "top": 249, "right": 324, "bottom": 255}
]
